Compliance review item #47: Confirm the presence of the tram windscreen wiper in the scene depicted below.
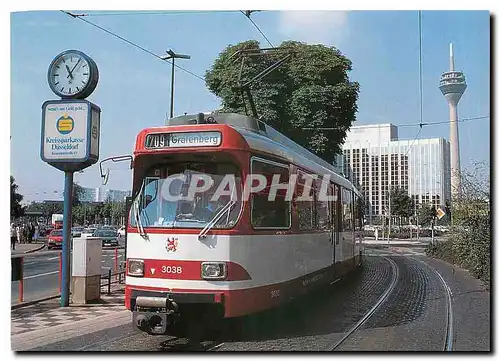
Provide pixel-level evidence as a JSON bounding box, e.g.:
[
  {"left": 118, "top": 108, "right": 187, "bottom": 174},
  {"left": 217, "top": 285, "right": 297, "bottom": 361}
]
[
  {"left": 197, "top": 199, "right": 236, "bottom": 240},
  {"left": 132, "top": 182, "right": 148, "bottom": 240}
]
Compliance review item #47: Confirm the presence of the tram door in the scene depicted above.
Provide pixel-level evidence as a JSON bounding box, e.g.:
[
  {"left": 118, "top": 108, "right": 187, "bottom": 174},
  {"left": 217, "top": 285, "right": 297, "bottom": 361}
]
[{"left": 329, "top": 183, "right": 340, "bottom": 267}]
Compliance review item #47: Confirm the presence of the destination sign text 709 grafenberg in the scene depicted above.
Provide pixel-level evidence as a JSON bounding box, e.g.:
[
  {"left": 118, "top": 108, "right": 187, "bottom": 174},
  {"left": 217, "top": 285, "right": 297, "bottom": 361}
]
[{"left": 144, "top": 131, "right": 222, "bottom": 149}]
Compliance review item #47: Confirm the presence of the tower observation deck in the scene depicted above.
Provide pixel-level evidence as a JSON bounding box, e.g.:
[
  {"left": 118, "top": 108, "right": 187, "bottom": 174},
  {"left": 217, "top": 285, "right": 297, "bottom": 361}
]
[{"left": 439, "top": 43, "right": 466, "bottom": 199}]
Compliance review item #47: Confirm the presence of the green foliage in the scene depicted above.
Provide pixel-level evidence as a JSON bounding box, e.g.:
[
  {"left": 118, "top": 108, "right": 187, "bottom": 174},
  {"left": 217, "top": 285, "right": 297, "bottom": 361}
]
[
  {"left": 11, "top": 176, "right": 25, "bottom": 219},
  {"left": 72, "top": 182, "right": 84, "bottom": 207},
  {"left": 425, "top": 161, "right": 490, "bottom": 286},
  {"left": 417, "top": 203, "right": 436, "bottom": 226},
  {"left": 26, "top": 201, "right": 63, "bottom": 217},
  {"left": 205, "top": 40, "right": 360, "bottom": 162},
  {"left": 425, "top": 240, "right": 455, "bottom": 265},
  {"left": 390, "top": 187, "right": 414, "bottom": 218},
  {"left": 71, "top": 200, "right": 126, "bottom": 226}
]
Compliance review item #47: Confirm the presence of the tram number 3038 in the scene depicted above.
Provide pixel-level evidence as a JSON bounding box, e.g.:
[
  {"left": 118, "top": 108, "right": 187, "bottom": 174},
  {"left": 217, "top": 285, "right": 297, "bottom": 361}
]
[{"left": 161, "top": 266, "right": 183, "bottom": 274}]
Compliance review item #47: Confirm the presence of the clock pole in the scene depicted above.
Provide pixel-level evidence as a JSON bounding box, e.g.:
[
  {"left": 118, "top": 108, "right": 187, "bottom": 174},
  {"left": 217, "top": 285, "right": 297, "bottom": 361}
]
[
  {"left": 43, "top": 50, "right": 101, "bottom": 308},
  {"left": 61, "top": 171, "right": 74, "bottom": 307}
]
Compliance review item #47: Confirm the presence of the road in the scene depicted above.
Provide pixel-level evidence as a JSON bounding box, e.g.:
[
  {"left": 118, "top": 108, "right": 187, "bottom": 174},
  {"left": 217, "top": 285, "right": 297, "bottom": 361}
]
[
  {"left": 11, "top": 246, "right": 126, "bottom": 304},
  {"left": 27, "top": 246, "right": 490, "bottom": 351}
]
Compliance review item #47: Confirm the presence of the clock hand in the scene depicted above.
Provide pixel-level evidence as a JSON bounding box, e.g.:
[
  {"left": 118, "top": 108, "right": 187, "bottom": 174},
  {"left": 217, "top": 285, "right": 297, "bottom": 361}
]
[
  {"left": 65, "top": 64, "right": 73, "bottom": 79},
  {"left": 69, "top": 58, "right": 81, "bottom": 76}
]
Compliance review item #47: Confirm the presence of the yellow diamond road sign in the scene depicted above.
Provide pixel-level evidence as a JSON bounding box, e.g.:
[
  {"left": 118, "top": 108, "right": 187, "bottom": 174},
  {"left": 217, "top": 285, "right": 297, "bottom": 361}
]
[{"left": 437, "top": 207, "right": 446, "bottom": 220}]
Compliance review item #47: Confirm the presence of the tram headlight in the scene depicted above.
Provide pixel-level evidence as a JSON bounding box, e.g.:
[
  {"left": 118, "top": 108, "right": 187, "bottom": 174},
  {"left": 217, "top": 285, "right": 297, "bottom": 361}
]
[
  {"left": 128, "top": 259, "right": 144, "bottom": 277},
  {"left": 201, "top": 262, "right": 227, "bottom": 280}
]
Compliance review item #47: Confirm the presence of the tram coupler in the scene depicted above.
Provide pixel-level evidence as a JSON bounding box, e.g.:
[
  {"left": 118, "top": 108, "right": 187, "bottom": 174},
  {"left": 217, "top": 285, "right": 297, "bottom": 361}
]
[{"left": 133, "top": 296, "right": 180, "bottom": 335}]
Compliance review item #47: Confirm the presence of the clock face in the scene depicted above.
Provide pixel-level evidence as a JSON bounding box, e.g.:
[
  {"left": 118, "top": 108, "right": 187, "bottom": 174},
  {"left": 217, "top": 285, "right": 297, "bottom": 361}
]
[{"left": 48, "top": 50, "right": 98, "bottom": 99}]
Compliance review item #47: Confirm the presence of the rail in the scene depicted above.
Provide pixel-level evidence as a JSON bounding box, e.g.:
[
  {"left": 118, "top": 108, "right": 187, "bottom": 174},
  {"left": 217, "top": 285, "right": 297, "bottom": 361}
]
[{"left": 11, "top": 247, "right": 124, "bottom": 304}]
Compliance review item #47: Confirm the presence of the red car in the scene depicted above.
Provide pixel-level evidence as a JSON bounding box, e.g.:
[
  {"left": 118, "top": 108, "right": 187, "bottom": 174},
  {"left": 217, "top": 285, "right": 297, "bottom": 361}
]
[{"left": 47, "top": 229, "right": 63, "bottom": 249}]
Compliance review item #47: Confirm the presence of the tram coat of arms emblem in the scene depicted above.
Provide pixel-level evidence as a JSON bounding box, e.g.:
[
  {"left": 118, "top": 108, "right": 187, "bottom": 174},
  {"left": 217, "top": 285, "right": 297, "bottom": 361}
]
[{"left": 166, "top": 238, "right": 178, "bottom": 252}]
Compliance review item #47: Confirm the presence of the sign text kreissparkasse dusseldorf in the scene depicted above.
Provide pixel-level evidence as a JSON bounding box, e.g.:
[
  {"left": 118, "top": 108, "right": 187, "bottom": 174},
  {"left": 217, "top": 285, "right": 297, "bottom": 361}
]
[{"left": 41, "top": 100, "right": 100, "bottom": 164}]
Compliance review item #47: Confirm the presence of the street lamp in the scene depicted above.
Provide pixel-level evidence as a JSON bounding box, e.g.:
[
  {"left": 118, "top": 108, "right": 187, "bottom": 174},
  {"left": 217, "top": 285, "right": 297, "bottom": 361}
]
[{"left": 160, "top": 49, "right": 191, "bottom": 119}]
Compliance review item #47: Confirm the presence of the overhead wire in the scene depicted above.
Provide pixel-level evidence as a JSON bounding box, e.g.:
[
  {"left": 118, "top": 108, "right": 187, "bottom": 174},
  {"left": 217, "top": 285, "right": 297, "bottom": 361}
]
[
  {"left": 240, "top": 10, "right": 274, "bottom": 47},
  {"left": 301, "top": 115, "right": 489, "bottom": 131},
  {"left": 78, "top": 10, "right": 240, "bottom": 17},
  {"left": 60, "top": 10, "right": 205, "bottom": 82}
]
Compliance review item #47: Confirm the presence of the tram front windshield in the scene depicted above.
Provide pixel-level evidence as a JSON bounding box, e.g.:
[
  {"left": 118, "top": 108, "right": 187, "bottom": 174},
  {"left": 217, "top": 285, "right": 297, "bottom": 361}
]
[{"left": 130, "top": 162, "right": 242, "bottom": 229}]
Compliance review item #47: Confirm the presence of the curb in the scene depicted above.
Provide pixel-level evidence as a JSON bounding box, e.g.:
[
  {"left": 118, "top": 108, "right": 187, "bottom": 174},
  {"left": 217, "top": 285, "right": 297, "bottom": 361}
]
[
  {"left": 24, "top": 244, "right": 46, "bottom": 253},
  {"left": 11, "top": 294, "right": 60, "bottom": 310}
]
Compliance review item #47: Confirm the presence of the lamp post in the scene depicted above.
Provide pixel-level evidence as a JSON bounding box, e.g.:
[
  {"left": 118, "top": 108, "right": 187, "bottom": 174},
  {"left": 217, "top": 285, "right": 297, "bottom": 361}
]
[{"left": 160, "top": 49, "right": 191, "bottom": 119}]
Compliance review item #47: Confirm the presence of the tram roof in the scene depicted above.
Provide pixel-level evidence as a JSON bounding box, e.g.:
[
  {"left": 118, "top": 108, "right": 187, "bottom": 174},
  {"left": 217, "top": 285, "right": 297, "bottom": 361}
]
[{"left": 161, "top": 112, "right": 361, "bottom": 195}]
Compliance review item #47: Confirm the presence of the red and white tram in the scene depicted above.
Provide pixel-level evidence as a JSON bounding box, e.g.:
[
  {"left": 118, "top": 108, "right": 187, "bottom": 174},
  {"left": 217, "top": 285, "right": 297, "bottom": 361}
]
[{"left": 123, "top": 112, "right": 364, "bottom": 335}]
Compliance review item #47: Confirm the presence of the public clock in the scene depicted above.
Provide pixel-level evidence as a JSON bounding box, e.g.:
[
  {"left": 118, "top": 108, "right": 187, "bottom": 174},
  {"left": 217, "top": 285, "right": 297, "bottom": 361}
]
[{"left": 47, "top": 50, "right": 99, "bottom": 99}]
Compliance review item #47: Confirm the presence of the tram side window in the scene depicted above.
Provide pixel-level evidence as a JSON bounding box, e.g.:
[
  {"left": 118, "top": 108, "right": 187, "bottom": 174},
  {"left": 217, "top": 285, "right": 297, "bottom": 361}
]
[
  {"left": 296, "top": 171, "right": 317, "bottom": 231},
  {"left": 353, "top": 195, "right": 364, "bottom": 231},
  {"left": 251, "top": 158, "right": 291, "bottom": 229},
  {"left": 342, "top": 188, "right": 353, "bottom": 231},
  {"left": 315, "top": 178, "right": 330, "bottom": 231}
]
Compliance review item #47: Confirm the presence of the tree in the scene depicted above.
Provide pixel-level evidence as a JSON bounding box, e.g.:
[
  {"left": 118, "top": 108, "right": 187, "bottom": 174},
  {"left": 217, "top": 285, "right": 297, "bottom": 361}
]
[
  {"left": 73, "top": 182, "right": 84, "bottom": 207},
  {"left": 111, "top": 201, "right": 126, "bottom": 225},
  {"left": 11, "top": 176, "right": 25, "bottom": 219},
  {"left": 205, "top": 40, "right": 360, "bottom": 162},
  {"left": 26, "top": 201, "right": 64, "bottom": 218},
  {"left": 389, "top": 187, "right": 414, "bottom": 229},
  {"left": 417, "top": 203, "right": 436, "bottom": 227}
]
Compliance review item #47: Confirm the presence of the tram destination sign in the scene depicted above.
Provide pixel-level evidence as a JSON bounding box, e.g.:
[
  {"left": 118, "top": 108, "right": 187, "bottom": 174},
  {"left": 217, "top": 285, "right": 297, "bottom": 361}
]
[{"left": 145, "top": 131, "right": 221, "bottom": 149}]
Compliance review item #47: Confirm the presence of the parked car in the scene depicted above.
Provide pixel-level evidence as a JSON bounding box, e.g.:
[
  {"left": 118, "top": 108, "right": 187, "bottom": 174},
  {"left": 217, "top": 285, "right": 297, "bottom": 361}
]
[
  {"left": 72, "top": 226, "right": 84, "bottom": 237},
  {"left": 93, "top": 229, "right": 119, "bottom": 247},
  {"left": 82, "top": 227, "right": 97, "bottom": 238},
  {"left": 47, "top": 229, "right": 63, "bottom": 250}
]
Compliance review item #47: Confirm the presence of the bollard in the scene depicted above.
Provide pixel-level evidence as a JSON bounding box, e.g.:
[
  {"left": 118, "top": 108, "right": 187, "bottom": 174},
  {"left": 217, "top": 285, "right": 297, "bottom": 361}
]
[
  {"left": 114, "top": 247, "right": 118, "bottom": 280},
  {"left": 19, "top": 258, "right": 24, "bottom": 303},
  {"left": 108, "top": 268, "right": 111, "bottom": 295}
]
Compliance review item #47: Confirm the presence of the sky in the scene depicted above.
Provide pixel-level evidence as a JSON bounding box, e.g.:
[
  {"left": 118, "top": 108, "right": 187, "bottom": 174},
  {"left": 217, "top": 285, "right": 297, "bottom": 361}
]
[{"left": 9, "top": 10, "right": 490, "bottom": 204}]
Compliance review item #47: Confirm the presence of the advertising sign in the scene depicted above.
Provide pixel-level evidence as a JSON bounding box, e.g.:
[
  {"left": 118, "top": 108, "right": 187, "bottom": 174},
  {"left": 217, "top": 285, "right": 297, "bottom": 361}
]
[{"left": 41, "top": 99, "right": 101, "bottom": 171}]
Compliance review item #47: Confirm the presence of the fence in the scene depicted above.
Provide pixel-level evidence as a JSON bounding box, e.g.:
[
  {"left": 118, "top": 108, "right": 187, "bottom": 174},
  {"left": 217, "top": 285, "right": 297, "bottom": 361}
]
[
  {"left": 99, "top": 262, "right": 126, "bottom": 295},
  {"left": 11, "top": 247, "right": 125, "bottom": 304}
]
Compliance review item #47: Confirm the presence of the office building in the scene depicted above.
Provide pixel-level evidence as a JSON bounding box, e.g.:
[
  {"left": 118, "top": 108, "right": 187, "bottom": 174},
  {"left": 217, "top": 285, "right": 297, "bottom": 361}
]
[
  {"left": 79, "top": 187, "right": 131, "bottom": 203},
  {"left": 336, "top": 124, "right": 451, "bottom": 222}
]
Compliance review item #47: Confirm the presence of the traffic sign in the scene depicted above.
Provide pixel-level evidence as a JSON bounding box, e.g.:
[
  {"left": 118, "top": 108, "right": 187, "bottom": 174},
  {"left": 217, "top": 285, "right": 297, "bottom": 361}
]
[{"left": 436, "top": 207, "right": 446, "bottom": 220}]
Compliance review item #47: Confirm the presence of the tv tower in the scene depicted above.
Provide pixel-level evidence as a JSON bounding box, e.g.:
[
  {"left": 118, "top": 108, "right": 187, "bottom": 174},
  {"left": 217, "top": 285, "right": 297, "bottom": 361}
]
[{"left": 439, "top": 43, "right": 467, "bottom": 199}]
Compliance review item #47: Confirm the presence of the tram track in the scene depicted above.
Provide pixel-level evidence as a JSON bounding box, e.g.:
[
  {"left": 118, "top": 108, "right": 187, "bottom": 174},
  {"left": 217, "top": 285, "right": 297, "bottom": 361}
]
[
  {"left": 411, "top": 257, "right": 454, "bottom": 351},
  {"left": 362, "top": 247, "right": 455, "bottom": 351},
  {"left": 159, "top": 337, "right": 224, "bottom": 352},
  {"left": 330, "top": 256, "right": 399, "bottom": 351}
]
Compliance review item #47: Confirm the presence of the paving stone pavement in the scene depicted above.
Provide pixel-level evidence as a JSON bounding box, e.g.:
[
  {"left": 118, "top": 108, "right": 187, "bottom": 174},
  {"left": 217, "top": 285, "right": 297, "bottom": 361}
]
[{"left": 11, "top": 289, "right": 126, "bottom": 335}]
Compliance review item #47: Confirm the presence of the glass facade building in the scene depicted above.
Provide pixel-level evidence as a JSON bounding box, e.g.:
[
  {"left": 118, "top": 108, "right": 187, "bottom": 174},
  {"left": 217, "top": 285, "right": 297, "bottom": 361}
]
[
  {"left": 336, "top": 124, "right": 451, "bottom": 221},
  {"left": 80, "top": 187, "right": 131, "bottom": 202}
]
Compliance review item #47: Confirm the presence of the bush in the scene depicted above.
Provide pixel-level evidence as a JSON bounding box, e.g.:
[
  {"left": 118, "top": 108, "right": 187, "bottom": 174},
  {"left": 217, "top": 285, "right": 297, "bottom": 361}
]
[
  {"left": 451, "top": 214, "right": 490, "bottom": 285},
  {"left": 425, "top": 240, "right": 455, "bottom": 264},
  {"left": 425, "top": 161, "right": 490, "bottom": 287}
]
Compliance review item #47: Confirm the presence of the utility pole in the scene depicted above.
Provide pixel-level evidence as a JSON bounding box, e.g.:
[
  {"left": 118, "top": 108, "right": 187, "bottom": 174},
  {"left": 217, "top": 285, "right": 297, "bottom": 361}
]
[
  {"left": 387, "top": 188, "right": 391, "bottom": 242},
  {"left": 160, "top": 49, "right": 191, "bottom": 119}
]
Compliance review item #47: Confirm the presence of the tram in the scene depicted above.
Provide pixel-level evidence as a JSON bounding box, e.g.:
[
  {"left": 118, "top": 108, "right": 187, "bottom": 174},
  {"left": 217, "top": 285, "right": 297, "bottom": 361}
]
[{"left": 121, "top": 112, "right": 364, "bottom": 335}]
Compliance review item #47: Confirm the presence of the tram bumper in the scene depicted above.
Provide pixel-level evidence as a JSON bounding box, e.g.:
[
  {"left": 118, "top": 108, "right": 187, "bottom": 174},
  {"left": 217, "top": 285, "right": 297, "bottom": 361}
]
[
  {"left": 130, "top": 290, "right": 225, "bottom": 335},
  {"left": 133, "top": 296, "right": 180, "bottom": 335}
]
